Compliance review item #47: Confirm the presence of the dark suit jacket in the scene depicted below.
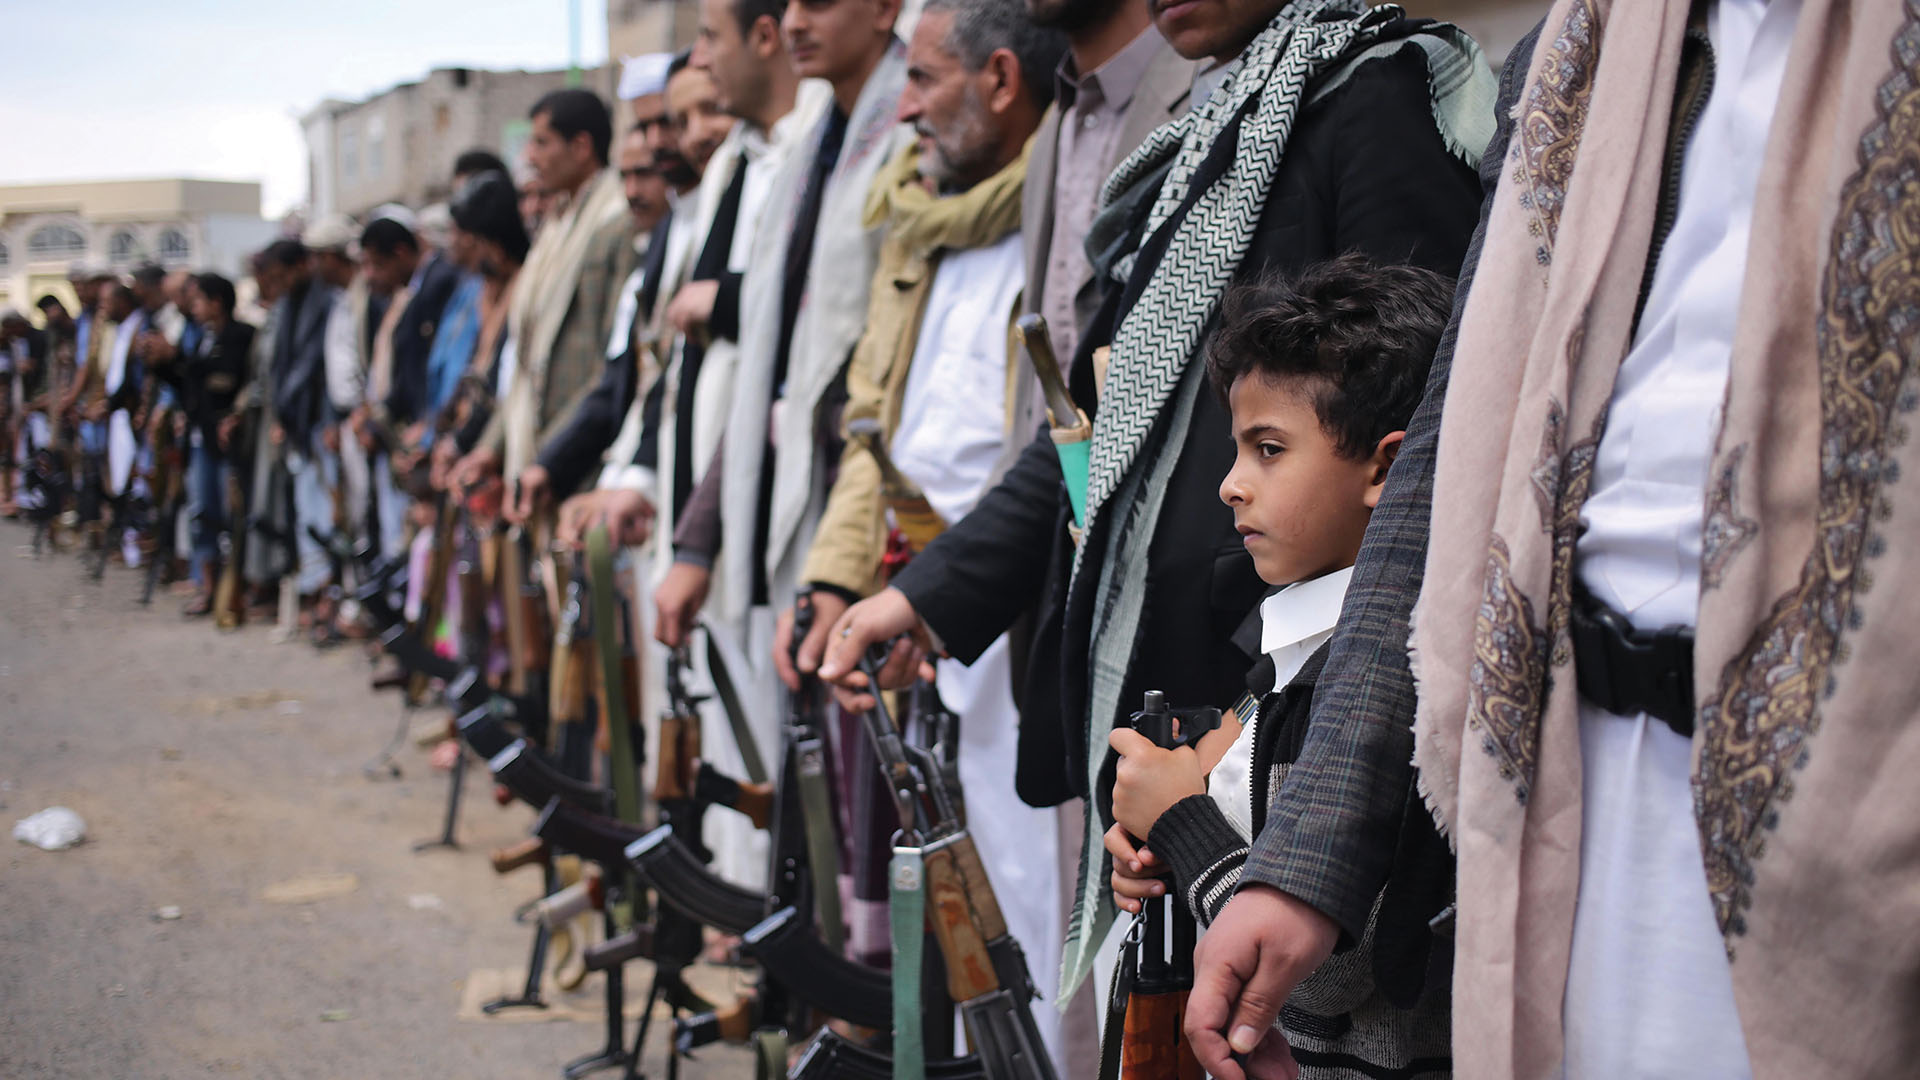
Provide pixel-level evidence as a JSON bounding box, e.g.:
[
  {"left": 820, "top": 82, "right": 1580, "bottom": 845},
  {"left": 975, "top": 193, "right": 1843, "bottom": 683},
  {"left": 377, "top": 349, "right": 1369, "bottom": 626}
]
[
  {"left": 536, "top": 213, "right": 675, "bottom": 498},
  {"left": 384, "top": 250, "right": 463, "bottom": 425},
  {"left": 157, "top": 321, "right": 254, "bottom": 442},
  {"left": 891, "top": 32, "right": 1482, "bottom": 808},
  {"left": 1243, "top": 22, "right": 1543, "bottom": 943}
]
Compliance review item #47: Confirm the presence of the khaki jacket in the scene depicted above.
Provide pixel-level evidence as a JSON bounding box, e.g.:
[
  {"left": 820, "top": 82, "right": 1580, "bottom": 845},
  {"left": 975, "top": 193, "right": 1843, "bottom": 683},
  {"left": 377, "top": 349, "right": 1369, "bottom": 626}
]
[{"left": 800, "top": 140, "right": 1030, "bottom": 597}]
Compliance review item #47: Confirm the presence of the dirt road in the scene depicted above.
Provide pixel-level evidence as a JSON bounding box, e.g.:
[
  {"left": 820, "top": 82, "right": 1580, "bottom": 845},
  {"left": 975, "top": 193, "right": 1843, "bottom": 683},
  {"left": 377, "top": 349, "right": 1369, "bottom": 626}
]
[{"left": 0, "top": 522, "right": 754, "bottom": 1079}]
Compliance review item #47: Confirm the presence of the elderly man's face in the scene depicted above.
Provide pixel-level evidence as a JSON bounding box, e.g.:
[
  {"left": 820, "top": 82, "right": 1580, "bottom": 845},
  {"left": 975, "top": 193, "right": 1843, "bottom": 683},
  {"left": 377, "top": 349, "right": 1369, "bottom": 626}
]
[{"left": 898, "top": 10, "right": 1000, "bottom": 188}]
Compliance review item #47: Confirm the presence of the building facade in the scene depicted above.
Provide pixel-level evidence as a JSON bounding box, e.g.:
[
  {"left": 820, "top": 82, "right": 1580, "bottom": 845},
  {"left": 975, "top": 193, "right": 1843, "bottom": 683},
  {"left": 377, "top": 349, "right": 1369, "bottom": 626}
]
[
  {"left": 0, "top": 179, "right": 281, "bottom": 316},
  {"left": 607, "top": 0, "right": 699, "bottom": 66},
  {"left": 303, "top": 64, "right": 618, "bottom": 222}
]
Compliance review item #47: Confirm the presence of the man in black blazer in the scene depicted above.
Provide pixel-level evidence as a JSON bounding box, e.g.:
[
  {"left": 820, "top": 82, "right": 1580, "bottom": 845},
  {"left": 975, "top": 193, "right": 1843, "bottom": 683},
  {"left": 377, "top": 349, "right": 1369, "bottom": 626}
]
[
  {"left": 822, "top": 0, "right": 1481, "bottom": 794},
  {"left": 359, "top": 217, "right": 461, "bottom": 442}
]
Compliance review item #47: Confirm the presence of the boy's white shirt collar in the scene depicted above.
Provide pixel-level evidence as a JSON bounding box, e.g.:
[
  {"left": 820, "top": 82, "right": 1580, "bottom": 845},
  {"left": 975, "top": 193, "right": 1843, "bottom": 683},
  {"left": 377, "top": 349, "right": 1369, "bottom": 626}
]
[{"left": 1259, "top": 565, "right": 1354, "bottom": 661}]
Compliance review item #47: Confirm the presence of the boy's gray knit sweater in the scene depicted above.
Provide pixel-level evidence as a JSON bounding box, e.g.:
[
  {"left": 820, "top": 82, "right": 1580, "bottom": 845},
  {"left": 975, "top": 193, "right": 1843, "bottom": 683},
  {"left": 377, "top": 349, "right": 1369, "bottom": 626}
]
[{"left": 1149, "top": 671, "right": 1451, "bottom": 1079}]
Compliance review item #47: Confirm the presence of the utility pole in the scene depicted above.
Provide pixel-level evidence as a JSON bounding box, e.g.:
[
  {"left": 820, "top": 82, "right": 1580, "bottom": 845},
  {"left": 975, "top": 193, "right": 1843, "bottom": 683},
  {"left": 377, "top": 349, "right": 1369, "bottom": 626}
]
[{"left": 567, "top": 0, "right": 582, "bottom": 87}]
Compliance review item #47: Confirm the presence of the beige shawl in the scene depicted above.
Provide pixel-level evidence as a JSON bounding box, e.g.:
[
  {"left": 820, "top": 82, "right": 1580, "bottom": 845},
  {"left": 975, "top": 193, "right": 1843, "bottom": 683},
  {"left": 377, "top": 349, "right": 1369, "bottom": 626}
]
[
  {"left": 502, "top": 167, "right": 629, "bottom": 475},
  {"left": 1411, "top": 0, "right": 1920, "bottom": 1075}
]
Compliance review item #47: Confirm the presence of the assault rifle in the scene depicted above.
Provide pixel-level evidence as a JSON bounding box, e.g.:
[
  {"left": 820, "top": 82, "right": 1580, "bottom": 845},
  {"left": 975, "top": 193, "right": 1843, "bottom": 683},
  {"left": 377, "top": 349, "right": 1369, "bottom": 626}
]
[
  {"left": 857, "top": 651, "right": 1058, "bottom": 1080},
  {"left": 791, "top": 1028, "right": 986, "bottom": 1080},
  {"left": 493, "top": 742, "right": 615, "bottom": 816}
]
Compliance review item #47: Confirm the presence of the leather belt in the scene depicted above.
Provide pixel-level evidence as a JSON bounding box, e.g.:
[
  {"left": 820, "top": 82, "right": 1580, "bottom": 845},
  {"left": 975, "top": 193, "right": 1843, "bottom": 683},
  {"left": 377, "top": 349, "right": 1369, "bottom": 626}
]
[{"left": 1569, "top": 584, "right": 1696, "bottom": 738}]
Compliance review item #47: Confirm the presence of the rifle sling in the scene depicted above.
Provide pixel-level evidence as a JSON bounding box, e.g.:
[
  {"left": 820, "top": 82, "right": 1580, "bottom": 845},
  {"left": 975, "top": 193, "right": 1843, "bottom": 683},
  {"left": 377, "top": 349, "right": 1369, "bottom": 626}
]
[
  {"left": 1099, "top": 915, "right": 1141, "bottom": 1080},
  {"left": 794, "top": 735, "right": 844, "bottom": 953},
  {"left": 704, "top": 631, "right": 768, "bottom": 784},
  {"left": 586, "top": 526, "right": 640, "bottom": 826},
  {"left": 891, "top": 845, "right": 928, "bottom": 1080}
]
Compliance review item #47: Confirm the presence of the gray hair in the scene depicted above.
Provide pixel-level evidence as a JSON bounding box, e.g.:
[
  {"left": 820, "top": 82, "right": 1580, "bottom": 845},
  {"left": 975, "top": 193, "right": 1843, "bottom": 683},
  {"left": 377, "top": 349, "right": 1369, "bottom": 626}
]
[{"left": 922, "top": 0, "right": 1068, "bottom": 109}]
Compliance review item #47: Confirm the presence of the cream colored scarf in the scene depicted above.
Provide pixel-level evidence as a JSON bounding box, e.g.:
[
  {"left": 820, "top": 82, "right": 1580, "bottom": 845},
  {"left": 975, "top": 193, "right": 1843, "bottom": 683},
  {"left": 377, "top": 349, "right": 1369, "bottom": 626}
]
[
  {"left": 502, "top": 167, "right": 629, "bottom": 474},
  {"left": 1412, "top": 0, "right": 1920, "bottom": 1075}
]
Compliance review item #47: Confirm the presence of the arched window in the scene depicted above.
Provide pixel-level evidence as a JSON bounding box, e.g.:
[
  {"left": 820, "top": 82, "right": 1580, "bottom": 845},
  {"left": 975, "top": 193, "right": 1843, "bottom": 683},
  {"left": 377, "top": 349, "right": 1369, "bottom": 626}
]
[
  {"left": 158, "top": 228, "right": 191, "bottom": 264},
  {"left": 28, "top": 224, "right": 86, "bottom": 259}
]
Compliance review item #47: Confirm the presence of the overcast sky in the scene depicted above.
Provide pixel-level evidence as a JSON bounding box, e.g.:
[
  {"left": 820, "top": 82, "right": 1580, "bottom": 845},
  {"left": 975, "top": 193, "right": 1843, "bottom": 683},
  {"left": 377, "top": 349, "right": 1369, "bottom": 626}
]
[{"left": 1, "top": 0, "right": 611, "bottom": 218}]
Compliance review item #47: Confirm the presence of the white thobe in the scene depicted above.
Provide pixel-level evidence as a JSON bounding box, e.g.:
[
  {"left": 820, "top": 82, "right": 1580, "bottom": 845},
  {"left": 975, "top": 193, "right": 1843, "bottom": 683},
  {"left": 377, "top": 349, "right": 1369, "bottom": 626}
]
[{"left": 1560, "top": 0, "right": 1795, "bottom": 1074}]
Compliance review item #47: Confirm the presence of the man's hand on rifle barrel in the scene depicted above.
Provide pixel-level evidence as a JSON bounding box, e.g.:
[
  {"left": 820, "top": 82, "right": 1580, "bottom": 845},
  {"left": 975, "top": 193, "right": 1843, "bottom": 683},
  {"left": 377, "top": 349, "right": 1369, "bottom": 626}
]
[
  {"left": 773, "top": 588, "right": 848, "bottom": 691},
  {"left": 653, "top": 560, "right": 710, "bottom": 649},
  {"left": 508, "top": 464, "right": 550, "bottom": 525},
  {"left": 1186, "top": 884, "right": 1340, "bottom": 1080},
  {"left": 815, "top": 586, "right": 934, "bottom": 712}
]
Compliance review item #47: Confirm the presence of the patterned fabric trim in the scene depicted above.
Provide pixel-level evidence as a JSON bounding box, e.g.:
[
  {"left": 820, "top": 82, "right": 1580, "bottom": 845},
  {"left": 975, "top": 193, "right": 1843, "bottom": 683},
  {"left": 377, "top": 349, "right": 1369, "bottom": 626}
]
[
  {"left": 1695, "top": 2, "right": 1920, "bottom": 947},
  {"left": 1466, "top": 534, "right": 1550, "bottom": 804},
  {"left": 1510, "top": 0, "right": 1602, "bottom": 270}
]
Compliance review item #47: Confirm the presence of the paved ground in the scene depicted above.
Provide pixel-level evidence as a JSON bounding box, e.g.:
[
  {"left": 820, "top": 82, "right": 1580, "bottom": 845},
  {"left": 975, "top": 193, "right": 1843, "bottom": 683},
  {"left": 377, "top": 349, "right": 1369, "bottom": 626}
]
[{"left": 0, "top": 521, "right": 754, "bottom": 1079}]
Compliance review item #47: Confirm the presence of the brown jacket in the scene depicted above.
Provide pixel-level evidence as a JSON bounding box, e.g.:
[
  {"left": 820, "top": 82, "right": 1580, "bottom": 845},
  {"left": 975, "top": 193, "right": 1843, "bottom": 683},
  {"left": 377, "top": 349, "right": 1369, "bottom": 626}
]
[{"left": 800, "top": 142, "right": 1030, "bottom": 596}]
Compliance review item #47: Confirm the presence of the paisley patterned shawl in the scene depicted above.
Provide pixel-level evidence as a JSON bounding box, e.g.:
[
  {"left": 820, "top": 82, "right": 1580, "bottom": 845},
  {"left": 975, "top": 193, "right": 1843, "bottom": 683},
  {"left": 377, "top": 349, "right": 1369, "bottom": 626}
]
[{"left": 1410, "top": 0, "right": 1920, "bottom": 1075}]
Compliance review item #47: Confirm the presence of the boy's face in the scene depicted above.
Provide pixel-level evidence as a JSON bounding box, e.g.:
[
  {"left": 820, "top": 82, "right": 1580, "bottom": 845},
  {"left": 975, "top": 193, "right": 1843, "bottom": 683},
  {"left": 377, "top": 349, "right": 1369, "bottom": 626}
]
[{"left": 1219, "top": 373, "right": 1397, "bottom": 585}]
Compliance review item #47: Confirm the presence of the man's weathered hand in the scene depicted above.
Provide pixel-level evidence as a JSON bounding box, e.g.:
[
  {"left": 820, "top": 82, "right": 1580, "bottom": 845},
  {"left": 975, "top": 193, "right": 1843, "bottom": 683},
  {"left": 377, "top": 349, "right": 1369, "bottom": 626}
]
[
  {"left": 815, "top": 586, "right": 933, "bottom": 711},
  {"left": 1186, "top": 884, "right": 1340, "bottom": 1080},
  {"left": 665, "top": 279, "right": 720, "bottom": 338},
  {"left": 653, "top": 561, "right": 711, "bottom": 649},
  {"left": 773, "top": 589, "right": 849, "bottom": 691},
  {"left": 603, "top": 489, "right": 655, "bottom": 547},
  {"left": 508, "top": 464, "right": 549, "bottom": 525},
  {"left": 449, "top": 446, "right": 500, "bottom": 493}
]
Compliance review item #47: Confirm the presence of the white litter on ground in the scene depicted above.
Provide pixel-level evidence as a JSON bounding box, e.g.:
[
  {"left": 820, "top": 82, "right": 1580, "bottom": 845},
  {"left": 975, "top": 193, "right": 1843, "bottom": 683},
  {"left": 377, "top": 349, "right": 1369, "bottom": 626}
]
[{"left": 13, "top": 806, "right": 86, "bottom": 850}]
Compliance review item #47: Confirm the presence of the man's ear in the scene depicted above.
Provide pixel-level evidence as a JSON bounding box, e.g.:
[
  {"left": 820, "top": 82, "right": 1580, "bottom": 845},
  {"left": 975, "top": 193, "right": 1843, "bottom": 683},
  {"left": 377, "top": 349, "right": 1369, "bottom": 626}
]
[
  {"left": 982, "top": 49, "right": 1022, "bottom": 114},
  {"left": 1362, "top": 430, "right": 1404, "bottom": 509},
  {"left": 875, "top": 0, "right": 903, "bottom": 33},
  {"left": 750, "top": 13, "right": 782, "bottom": 57}
]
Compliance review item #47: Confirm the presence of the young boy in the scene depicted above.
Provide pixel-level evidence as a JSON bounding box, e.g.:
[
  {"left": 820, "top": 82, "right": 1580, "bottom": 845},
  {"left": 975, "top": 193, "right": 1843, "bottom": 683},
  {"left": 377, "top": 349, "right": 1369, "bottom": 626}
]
[{"left": 1104, "top": 254, "right": 1455, "bottom": 1077}]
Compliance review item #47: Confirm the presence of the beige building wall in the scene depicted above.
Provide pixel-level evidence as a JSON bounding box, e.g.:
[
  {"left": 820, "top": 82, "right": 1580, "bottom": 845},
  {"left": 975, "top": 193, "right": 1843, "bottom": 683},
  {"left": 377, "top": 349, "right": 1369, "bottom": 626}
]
[
  {"left": 608, "top": 0, "right": 700, "bottom": 62},
  {"left": 0, "top": 179, "right": 279, "bottom": 318}
]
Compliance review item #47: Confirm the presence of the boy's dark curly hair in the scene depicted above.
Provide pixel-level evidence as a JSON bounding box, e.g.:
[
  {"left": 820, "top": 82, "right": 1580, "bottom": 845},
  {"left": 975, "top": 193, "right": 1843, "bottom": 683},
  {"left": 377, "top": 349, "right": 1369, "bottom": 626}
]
[{"left": 1205, "top": 253, "right": 1454, "bottom": 460}]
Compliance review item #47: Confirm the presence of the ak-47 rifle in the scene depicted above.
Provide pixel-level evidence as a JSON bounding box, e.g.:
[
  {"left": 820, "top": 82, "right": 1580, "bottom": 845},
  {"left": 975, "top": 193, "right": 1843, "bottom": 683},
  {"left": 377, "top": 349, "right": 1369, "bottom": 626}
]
[
  {"left": 494, "top": 743, "right": 615, "bottom": 816},
  {"left": 792, "top": 1028, "right": 986, "bottom": 1080},
  {"left": 1102, "top": 691, "right": 1218, "bottom": 1080},
  {"left": 405, "top": 492, "right": 462, "bottom": 705},
  {"left": 541, "top": 812, "right": 765, "bottom": 937},
  {"left": 547, "top": 554, "right": 596, "bottom": 773},
  {"left": 857, "top": 650, "right": 1059, "bottom": 1080},
  {"left": 497, "top": 521, "right": 551, "bottom": 698}
]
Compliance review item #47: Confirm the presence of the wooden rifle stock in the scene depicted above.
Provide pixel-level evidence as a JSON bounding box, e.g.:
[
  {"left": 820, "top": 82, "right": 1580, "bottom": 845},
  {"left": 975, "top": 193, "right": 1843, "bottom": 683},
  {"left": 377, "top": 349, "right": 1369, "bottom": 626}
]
[
  {"left": 490, "top": 836, "right": 548, "bottom": 874},
  {"left": 922, "top": 838, "right": 1002, "bottom": 1006},
  {"left": 653, "top": 708, "right": 701, "bottom": 802}
]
